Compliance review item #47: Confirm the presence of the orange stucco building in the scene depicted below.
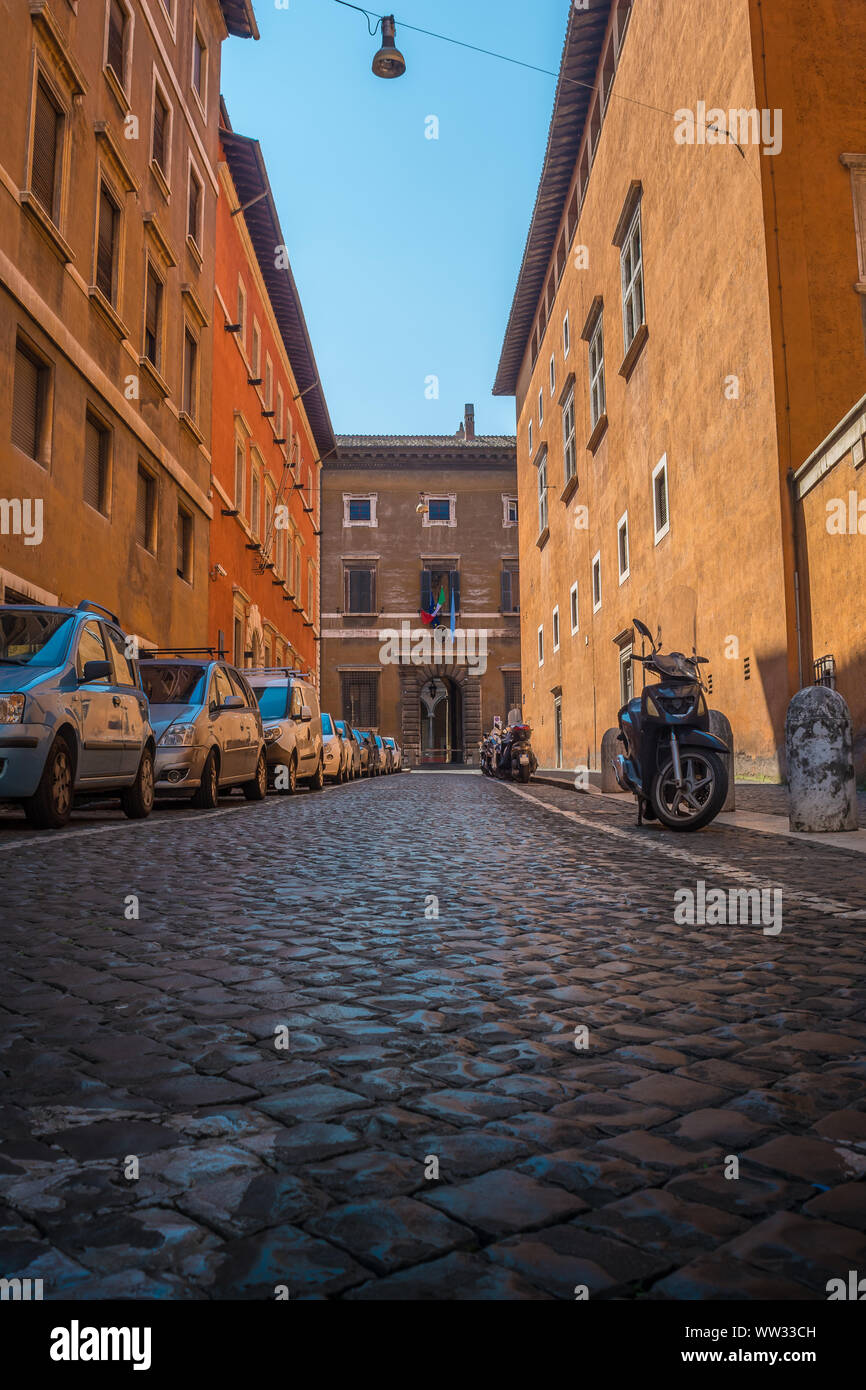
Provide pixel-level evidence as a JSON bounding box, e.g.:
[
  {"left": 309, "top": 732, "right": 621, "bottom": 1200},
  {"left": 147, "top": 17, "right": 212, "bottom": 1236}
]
[
  {"left": 209, "top": 106, "right": 334, "bottom": 684},
  {"left": 494, "top": 0, "right": 866, "bottom": 779}
]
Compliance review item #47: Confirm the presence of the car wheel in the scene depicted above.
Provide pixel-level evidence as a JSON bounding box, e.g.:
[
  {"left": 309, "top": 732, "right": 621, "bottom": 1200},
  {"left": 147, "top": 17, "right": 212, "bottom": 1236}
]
[
  {"left": 121, "top": 747, "right": 155, "bottom": 820},
  {"left": 192, "top": 748, "right": 220, "bottom": 809},
  {"left": 23, "top": 734, "right": 74, "bottom": 829},
  {"left": 309, "top": 756, "right": 324, "bottom": 792},
  {"left": 243, "top": 749, "right": 268, "bottom": 801}
]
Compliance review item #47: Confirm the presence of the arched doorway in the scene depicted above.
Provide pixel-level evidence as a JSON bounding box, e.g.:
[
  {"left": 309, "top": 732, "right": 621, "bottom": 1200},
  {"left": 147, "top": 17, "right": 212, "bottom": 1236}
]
[{"left": 420, "top": 676, "right": 463, "bottom": 764}]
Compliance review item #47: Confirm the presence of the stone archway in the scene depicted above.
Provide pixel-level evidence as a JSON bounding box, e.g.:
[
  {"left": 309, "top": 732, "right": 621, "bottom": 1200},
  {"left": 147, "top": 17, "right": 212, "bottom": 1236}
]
[{"left": 398, "top": 664, "right": 482, "bottom": 767}]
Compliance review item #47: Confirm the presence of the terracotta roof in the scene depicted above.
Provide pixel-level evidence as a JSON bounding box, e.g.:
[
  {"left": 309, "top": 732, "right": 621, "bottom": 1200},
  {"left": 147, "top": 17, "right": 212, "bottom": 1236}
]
[
  {"left": 221, "top": 125, "right": 336, "bottom": 459},
  {"left": 336, "top": 435, "right": 516, "bottom": 450},
  {"left": 219, "top": 1, "right": 259, "bottom": 40},
  {"left": 493, "top": 0, "right": 612, "bottom": 397}
]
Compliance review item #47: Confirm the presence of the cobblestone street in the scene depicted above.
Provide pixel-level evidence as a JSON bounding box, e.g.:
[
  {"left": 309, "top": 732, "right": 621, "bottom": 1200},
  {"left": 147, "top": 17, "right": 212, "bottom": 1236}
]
[{"left": 1, "top": 772, "right": 865, "bottom": 1300}]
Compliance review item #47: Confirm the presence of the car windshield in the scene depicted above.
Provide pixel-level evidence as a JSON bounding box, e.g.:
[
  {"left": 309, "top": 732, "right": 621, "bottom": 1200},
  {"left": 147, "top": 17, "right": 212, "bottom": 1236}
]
[
  {"left": 140, "top": 664, "right": 208, "bottom": 705},
  {"left": 251, "top": 685, "right": 289, "bottom": 720},
  {"left": 322, "top": 713, "right": 334, "bottom": 735},
  {"left": 335, "top": 720, "right": 347, "bottom": 735},
  {"left": 0, "top": 610, "right": 75, "bottom": 666}
]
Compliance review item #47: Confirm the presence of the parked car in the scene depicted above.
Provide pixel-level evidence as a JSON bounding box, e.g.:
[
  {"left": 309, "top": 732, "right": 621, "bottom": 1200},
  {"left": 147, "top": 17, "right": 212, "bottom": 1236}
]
[
  {"left": 335, "top": 719, "right": 361, "bottom": 779},
  {"left": 383, "top": 736, "right": 402, "bottom": 771},
  {"left": 138, "top": 658, "right": 267, "bottom": 806},
  {"left": 351, "top": 726, "right": 372, "bottom": 777},
  {"left": 321, "top": 712, "right": 350, "bottom": 783},
  {"left": 245, "top": 668, "right": 323, "bottom": 793},
  {"left": 375, "top": 733, "right": 393, "bottom": 774},
  {"left": 0, "top": 600, "right": 155, "bottom": 828}
]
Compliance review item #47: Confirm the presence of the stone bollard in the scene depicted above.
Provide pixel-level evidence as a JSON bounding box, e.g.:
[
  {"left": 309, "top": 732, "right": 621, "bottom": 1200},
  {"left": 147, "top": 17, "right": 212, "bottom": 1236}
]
[
  {"left": 786, "top": 686, "right": 858, "bottom": 832},
  {"left": 709, "top": 709, "right": 736, "bottom": 812},
  {"left": 600, "top": 727, "right": 624, "bottom": 793}
]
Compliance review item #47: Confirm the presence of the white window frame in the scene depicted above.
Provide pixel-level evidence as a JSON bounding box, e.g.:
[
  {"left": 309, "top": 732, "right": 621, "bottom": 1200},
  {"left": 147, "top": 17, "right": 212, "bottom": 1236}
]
[
  {"left": 617, "top": 510, "right": 630, "bottom": 583},
  {"left": 528, "top": 418, "right": 533, "bottom": 455},
  {"left": 234, "top": 431, "right": 246, "bottom": 516},
  {"left": 592, "top": 550, "right": 602, "bottom": 612},
  {"left": 537, "top": 387, "right": 544, "bottom": 426},
  {"left": 186, "top": 152, "right": 204, "bottom": 254},
  {"left": 422, "top": 493, "right": 456, "bottom": 527},
  {"left": 103, "top": 0, "right": 134, "bottom": 100},
  {"left": 563, "top": 310, "right": 570, "bottom": 357},
  {"left": 589, "top": 314, "right": 606, "bottom": 427},
  {"left": 549, "top": 353, "right": 556, "bottom": 397},
  {"left": 537, "top": 449, "right": 548, "bottom": 535},
  {"left": 149, "top": 69, "right": 173, "bottom": 192},
  {"left": 621, "top": 202, "right": 645, "bottom": 352},
  {"left": 537, "top": 624, "right": 544, "bottom": 668},
  {"left": 562, "top": 388, "right": 576, "bottom": 484},
  {"left": 652, "top": 453, "right": 670, "bottom": 543},
  {"left": 570, "top": 580, "right": 579, "bottom": 635},
  {"left": 251, "top": 318, "right": 261, "bottom": 379},
  {"left": 502, "top": 494, "right": 518, "bottom": 527},
  {"left": 552, "top": 604, "right": 560, "bottom": 652},
  {"left": 190, "top": 12, "right": 208, "bottom": 116},
  {"left": 236, "top": 276, "right": 247, "bottom": 350},
  {"left": 343, "top": 493, "right": 377, "bottom": 527}
]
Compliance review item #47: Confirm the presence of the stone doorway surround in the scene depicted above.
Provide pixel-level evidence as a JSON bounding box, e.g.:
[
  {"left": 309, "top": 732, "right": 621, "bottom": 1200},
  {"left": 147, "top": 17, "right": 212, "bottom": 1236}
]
[{"left": 399, "top": 663, "right": 482, "bottom": 766}]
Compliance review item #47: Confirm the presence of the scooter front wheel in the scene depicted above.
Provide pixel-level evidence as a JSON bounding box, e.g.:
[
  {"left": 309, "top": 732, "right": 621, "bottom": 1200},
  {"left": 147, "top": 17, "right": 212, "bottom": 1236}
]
[{"left": 650, "top": 749, "right": 727, "bottom": 831}]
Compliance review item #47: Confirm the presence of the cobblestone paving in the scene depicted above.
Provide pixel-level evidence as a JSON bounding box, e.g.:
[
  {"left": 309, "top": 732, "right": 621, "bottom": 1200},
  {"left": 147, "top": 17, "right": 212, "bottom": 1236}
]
[{"left": 0, "top": 773, "right": 864, "bottom": 1300}]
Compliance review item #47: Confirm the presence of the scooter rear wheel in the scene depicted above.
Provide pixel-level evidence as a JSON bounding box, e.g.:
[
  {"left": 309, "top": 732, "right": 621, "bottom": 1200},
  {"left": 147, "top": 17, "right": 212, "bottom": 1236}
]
[{"left": 650, "top": 749, "right": 727, "bottom": 831}]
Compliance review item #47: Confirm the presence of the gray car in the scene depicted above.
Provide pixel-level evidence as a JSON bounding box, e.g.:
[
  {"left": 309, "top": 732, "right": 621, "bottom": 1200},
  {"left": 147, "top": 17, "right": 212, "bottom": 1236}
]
[
  {"left": 245, "top": 668, "right": 324, "bottom": 793},
  {"left": 334, "top": 720, "right": 361, "bottom": 779},
  {"left": 139, "top": 658, "right": 267, "bottom": 806},
  {"left": 0, "top": 601, "right": 156, "bottom": 829}
]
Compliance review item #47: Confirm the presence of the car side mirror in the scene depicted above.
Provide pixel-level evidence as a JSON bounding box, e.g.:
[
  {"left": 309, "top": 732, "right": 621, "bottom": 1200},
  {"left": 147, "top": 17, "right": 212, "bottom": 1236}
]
[
  {"left": 81, "top": 660, "right": 112, "bottom": 683},
  {"left": 223, "top": 694, "right": 244, "bottom": 709},
  {"left": 300, "top": 704, "right": 312, "bottom": 721}
]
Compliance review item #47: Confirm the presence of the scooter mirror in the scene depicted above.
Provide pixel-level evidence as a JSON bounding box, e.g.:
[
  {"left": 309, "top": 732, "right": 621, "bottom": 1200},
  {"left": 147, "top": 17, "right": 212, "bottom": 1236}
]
[{"left": 632, "top": 618, "right": 653, "bottom": 643}]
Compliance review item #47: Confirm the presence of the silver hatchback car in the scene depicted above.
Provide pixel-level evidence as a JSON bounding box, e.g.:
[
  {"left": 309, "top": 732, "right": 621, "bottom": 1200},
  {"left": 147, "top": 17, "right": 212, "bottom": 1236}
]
[{"left": 139, "top": 658, "right": 267, "bottom": 806}]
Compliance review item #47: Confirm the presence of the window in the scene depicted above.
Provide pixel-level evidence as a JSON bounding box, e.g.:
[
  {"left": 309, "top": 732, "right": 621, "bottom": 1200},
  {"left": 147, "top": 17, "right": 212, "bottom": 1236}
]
[
  {"left": 187, "top": 163, "right": 203, "bottom": 246},
  {"left": 295, "top": 545, "right": 302, "bottom": 597},
  {"left": 250, "top": 467, "right": 260, "bottom": 537},
  {"left": 503, "top": 495, "right": 518, "bottom": 527},
  {"left": 251, "top": 320, "right": 261, "bottom": 378},
  {"left": 592, "top": 551, "right": 602, "bottom": 611},
  {"left": 621, "top": 202, "right": 645, "bottom": 352},
  {"left": 537, "top": 625, "right": 544, "bottom": 667},
  {"left": 422, "top": 565, "right": 460, "bottom": 615},
  {"left": 504, "top": 670, "right": 522, "bottom": 714},
  {"left": 106, "top": 0, "right": 130, "bottom": 90},
  {"left": 425, "top": 496, "right": 453, "bottom": 524},
  {"left": 77, "top": 622, "right": 110, "bottom": 683},
  {"left": 537, "top": 450, "right": 548, "bottom": 535},
  {"left": 501, "top": 561, "right": 520, "bottom": 614},
  {"left": 528, "top": 418, "right": 533, "bottom": 455},
  {"left": 620, "top": 644, "right": 634, "bottom": 706},
  {"left": 563, "top": 311, "right": 570, "bottom": 357},
  {"left": 105, "top": 624, "right": 136, "bottom": 686},
  {"left": 236, "top": 278, "right": 247, "bottom": 347},
  {"left": 136, "top": 465, "right": 157, "bottom": 552},
  {"left": 341, "top": 671, "right": 379, "bottom": 727},
  {"left": 570, "top": 580, "right": 579, "bottom": 634},
  {"left": 308, "top": 561, "right": 315, "bottom": 621},
  {"left": 95, "top": 182, "right": 119, "bottom": 304},
  {"left": 84, "top": 412, "right": 110, "bottom": 515},
  {"left": 12, "top": 338, "right": 50, "bottom": 464},
  {"left": 192, "top": 24, "right": 207, "bottom": 105},
  {"left": 264, "top": 356, "right": 273, "bottom": 410},
  {"left": 144, "top": 263, "right": 163, "bottom": 370},
  {"left": 31, "top": 77, "right": 62, "bottom": 221},
  {"left": 233, "top": 614, "right": 244, "bottom": 666},
  {"left": 617, "top": 512, "right": 630, "bottom": 582},
  {"left": 151, "top": 84, "right": 170, "bottom": 178},
  {"left": 653, "top": 454, "right": 670, "bottom": 542},
  {"left": 275, "top": 383, "right": 284, "bottom": 436},
  {"left": 182, "top": 328, "right": 198, "bottom": 419},
  {"left": 554, "top": 695, "right": 563, "bottom": 769},
  {"left": 589, "top": 315, "right": 606, "bottom": 426},
  {"left": 177, "top": 504, "right": 193, "bottom": 581},
  {"left": 344, "top": 565, "right": 377, "bottom": 614},
  {"left": 344, "top": 495, "right": 375, "bottom": 525},
  {"left": 537, "top": 388, "right": 544, "bottom": 426},
  {"left": 562, "top": 389, "right": 576, "bottom": 485},
  {"left": 552, "top": 605, "right": 560, "bottom": 652},
  {"left": 549, "top": 354, "right": 556, "bottom": 396},
  {"left": 234, "top": 437, "right": 245, "bottom": 513}
]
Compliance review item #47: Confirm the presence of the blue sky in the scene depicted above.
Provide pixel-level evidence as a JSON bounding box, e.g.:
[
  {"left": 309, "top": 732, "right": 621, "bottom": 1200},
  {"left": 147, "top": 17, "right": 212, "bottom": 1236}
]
[{"left": 221, "top": 0, "right": 571, "bottom": 438}]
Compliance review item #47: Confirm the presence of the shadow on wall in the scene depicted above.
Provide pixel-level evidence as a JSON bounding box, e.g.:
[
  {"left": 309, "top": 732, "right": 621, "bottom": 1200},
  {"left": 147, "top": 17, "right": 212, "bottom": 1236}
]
[{"left": 834, "top": 647, "right": 866, "bottom": 782}]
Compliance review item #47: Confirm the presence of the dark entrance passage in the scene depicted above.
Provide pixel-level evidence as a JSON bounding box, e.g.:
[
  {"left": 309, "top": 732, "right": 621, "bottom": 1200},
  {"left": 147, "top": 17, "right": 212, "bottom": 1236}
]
[{"left": 420, "top": 676, "right": 464, "bottom": 764}]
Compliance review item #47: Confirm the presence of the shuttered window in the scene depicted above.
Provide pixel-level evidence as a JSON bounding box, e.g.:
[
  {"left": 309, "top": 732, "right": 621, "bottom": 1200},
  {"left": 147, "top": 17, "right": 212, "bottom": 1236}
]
[
  {"left": 345, "top": 566, "right": 376, "bottom": 614},
  {"left": 250, "top": 470, "right": 260, "bottom": 537},
  {"left": 501, "top": 562, "right": 520, "bottom": 614},
  {"left": 182, "top": 329, "right": 197, "bottom": 417},
  {"left": 152, "top": 89, "right": 168, "bottom": 172},
  {"left": 31, "top": 78, "right": 60, "bottom": 219},
  {"left": 144, "top": 265, "right": 163, "bottom": 367},
  {"left": 177, "top": 505, "right": 192, "bottom": 580},
  {"left": 234, "top": 440, "right": 245, "bottom": 512},
  {"left": 192, "top": 29, "right": 205, "bottom": 98},
  {"left": 12, "top": 340, "right": 47, "bottom": 462},
  {"left": 83, "top": 413, "right": 110, "bottom": 514},
  {"left": 187, "top": 168, "right": 201, "bottom": 243},
  {"left": 95, "top": 184, "right": 118, "bottom": 303},
  {"left": 421, "top": 566, "right": 459, "bottom": 615},
  {"left": 136, "top": 466, "right": 156, "bottom": 551},
  {"left": 107, "top": 0, "right": 127, "bottom": 83}
]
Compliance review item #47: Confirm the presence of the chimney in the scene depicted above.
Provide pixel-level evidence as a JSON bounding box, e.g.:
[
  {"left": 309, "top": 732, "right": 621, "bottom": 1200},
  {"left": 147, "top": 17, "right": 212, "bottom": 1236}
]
[{"left": 464, "top": 403, "right": 475, "bottom": 441}]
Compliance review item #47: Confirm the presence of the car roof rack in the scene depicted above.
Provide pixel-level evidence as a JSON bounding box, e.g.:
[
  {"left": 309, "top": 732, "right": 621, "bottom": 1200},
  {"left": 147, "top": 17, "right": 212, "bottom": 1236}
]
[
  {"left": 245, "top": 666, "right": 311, "bottom": 680},
  {"left": 143, "top": 647, "right": 224, "bottom": 659},
  {"left": 76, "top": 599, "right": 120, "bottom": 623}
]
